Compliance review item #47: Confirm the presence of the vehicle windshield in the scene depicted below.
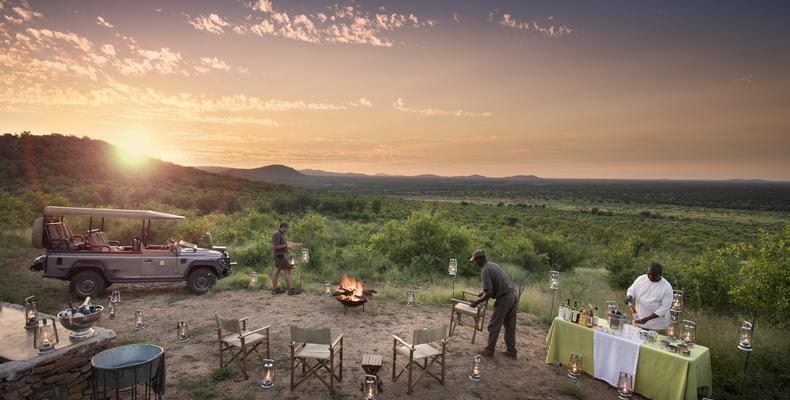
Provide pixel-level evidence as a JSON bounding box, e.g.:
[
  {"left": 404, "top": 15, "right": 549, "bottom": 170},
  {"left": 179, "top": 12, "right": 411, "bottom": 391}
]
[{"left": 178, "top": 240, "right": 198, "bottom": 250}]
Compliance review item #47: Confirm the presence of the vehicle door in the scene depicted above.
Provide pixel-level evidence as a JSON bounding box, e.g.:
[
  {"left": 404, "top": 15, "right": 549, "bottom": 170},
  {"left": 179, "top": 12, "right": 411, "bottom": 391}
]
[
  {"left": 101, "top": 251, "right": 142, "bottom": 281},
  {"left": 141, "top": 245, "right": 181, "bottom": 280}
]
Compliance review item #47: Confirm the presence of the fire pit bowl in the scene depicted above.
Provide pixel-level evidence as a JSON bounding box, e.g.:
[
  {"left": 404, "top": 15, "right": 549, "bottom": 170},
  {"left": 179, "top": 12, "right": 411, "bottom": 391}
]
[
  {"left": 334, "top": 274, "right": 376, "bottom": 314},
  {"left": 57, "top": 305, "right": 103, "bottom": 341},
  {"left": 91, "top": 344, "right": 164, "bottom": 395}
]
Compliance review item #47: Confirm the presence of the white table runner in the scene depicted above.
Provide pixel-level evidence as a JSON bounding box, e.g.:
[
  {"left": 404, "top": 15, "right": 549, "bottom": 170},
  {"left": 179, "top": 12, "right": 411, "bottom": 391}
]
[{"left": 593, "top": 328, "right": 641, "bottom": 387}]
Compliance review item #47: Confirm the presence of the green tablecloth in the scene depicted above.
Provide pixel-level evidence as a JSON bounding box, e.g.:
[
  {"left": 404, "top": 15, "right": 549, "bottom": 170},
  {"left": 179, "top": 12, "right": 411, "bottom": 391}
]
[{"left": 546, "top": 318, "right": 712, "bottom": 400}]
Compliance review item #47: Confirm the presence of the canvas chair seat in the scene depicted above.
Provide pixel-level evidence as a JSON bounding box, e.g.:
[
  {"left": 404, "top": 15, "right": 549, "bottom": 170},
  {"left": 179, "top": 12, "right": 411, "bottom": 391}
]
[
  {"left": 453, "top": 303, "right": 479, "bottom": 316},
  {"left": 397, "top": 344, "right": 442, "bottom": 360},
  {"left": 221, "top": 331, "right": 267, "bottom": 348},
  {"left": 296, "top": 343, "right": 331, "bottom": 360}
]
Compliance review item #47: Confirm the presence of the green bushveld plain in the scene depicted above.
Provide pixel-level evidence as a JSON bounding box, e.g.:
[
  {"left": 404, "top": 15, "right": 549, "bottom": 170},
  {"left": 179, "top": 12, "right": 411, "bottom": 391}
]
[{"left": 1, "top": 134, "right": 788, "bottom": 399}]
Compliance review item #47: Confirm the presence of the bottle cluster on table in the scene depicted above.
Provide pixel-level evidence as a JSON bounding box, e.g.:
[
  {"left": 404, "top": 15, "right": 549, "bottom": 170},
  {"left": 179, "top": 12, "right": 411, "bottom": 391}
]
[{"left": 558, "top": 298, "right": 599, "bottom": 328}]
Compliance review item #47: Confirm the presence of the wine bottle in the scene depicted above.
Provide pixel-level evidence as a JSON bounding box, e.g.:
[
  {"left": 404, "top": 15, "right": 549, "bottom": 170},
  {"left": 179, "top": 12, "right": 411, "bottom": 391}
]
[{"left": 77, "top": 297, "right": 92, "bottom": 315}]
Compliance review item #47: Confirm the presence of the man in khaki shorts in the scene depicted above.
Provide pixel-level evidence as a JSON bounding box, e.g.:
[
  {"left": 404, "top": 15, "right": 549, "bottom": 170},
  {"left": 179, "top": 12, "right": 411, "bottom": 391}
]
[{"left": 271, "top": 221, "right": 302, "bottom": 295}]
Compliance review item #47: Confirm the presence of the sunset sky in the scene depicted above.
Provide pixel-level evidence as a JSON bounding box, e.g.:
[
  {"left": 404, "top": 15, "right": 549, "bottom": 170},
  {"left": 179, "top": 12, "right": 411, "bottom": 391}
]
[{"left": 1, "top": 0, "right": 789, "bottom": 180}]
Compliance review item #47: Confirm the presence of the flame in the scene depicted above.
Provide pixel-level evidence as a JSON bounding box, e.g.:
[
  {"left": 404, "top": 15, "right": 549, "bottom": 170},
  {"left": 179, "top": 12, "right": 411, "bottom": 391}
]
[{"left": 338, "top": 274, "right": 365, "bottom": 302}]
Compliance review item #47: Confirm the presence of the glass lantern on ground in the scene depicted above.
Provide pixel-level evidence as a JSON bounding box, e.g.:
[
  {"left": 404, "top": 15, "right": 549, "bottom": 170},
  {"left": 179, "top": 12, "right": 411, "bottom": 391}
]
[
  {"left": 738, "top": 321, "right": 753, "bottom": 351},
  {"left": 135, "top": 309, "right": 145, "bottom": 329},
  {"left": 178, "top": 321, "right": 189, "bottom": 342},
  {"left": 24, "top": 295, "right": 37, "bottom": 329},
  {"left": 248, "top": 271, "right": 257, "bottom": 288},
  {"left": 323, "top": 281, "right": 333, "bottom": 296},
  {"left": 406, "top": 290, "right": 416, "bottom": 306},
  {"left": 617, "top": 371, "right": 634, "bottom": 399},
  {"left": 671, "top": 290, "right": 684, "bottom": 312},
  {"left": 107, "top": 300, "right": 116, "bottom": 320},
  {"left": 567, "top": 353, "right": 583, "bottom": 379},
  {"left": 681, "top": 320, "right": 696, "bottom": 347},
  {"left": 448, "top": 258, "right": 458, "bottom": 276},
  {"left": 260, "top": 359, "right": 274, "bottom": 389},
  {"left": 549, "top": 270, "right": 560, "bottom": 290},
  {"left": 469, "top": 355, "right": 481, "bottom": 381},
  {"left": 364, "top": 375, "right": 378, "bottom": 399},
  {"left": 110, "top": 290, "right": 121, "bottom": 304},
  {"left": 33, "top": 317, "right": 59, "bottom": 353}
]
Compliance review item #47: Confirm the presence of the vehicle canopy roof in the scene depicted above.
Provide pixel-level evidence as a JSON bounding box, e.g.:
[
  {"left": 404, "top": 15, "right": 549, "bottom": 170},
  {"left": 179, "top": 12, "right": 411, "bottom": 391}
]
[{"left": 44, "top": 206, "right": 185, "bottom": 220}]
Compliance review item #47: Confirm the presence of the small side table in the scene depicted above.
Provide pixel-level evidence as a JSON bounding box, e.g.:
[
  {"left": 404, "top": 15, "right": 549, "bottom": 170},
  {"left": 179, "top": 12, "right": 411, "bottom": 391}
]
[{"left": 361, "top": 353, "right": 384, "bottom": 393}]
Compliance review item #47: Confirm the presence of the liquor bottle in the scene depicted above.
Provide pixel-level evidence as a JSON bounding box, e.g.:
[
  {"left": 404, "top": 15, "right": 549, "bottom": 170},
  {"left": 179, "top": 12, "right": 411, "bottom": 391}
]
[
  {"left": 585, "top": 305, "right": 594, "bottom": 328},
  {"left": 571, "top": 300, "right": 579, "bottom": 323},
  {"left": 593, "top": 306, "right": 600, "bottom": 326},
  {"left": 77, "top": 297, "right": 92, "bottom": 316},
  {"left": 564, "top": 299, "right": 571, "bottom": 321}
]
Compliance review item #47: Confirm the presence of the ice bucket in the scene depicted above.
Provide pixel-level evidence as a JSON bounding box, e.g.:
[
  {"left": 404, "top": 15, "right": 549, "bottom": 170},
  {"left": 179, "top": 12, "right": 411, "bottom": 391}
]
[{"left": 91, "top": 344, "right": 164, "bottom": 393}]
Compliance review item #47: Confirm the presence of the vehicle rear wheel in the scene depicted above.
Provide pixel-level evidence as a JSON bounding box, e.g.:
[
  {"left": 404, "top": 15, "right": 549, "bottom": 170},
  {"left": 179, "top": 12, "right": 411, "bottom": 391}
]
[
  {"left": 69, "top": 271, "right": 106, "bottom": 299},
  {"left": 187, "top": 268, "right": 216, "bottom": 294}
]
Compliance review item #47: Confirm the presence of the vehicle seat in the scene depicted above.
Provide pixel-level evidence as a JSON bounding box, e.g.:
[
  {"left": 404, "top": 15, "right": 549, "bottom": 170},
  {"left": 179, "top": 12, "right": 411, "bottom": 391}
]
[
  {"left": 46, "top": 222, "right": 83, "bottom": 250},
  {"left": 88, "top": 230, "right": 120, "bottom": 252}
]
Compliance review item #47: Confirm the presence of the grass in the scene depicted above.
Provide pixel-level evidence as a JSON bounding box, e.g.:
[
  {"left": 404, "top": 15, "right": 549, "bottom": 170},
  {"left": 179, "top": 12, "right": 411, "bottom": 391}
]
[{"left": 558, "top": 382, "right": 586, "bottom": 399}]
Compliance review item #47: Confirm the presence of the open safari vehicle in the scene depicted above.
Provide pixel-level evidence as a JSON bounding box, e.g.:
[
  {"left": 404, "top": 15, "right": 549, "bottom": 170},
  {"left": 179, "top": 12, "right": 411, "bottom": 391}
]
[{"left": 30, "top": 206, "right": 234, "bottom": 298}]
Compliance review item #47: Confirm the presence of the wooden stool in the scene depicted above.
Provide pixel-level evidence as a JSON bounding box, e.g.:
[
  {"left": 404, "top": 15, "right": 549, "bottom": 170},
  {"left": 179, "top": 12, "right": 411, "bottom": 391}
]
[{"left": 361, "top": 354, "right": 384, "bottom": 393}]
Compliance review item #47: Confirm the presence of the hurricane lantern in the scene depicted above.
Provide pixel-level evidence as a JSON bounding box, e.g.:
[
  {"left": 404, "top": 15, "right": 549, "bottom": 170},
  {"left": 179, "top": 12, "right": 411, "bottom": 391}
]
[
  {"left": 364, "top": 374, "right": 378, "bottom": 399},
  {"left": 24, "top": 295, "right": 37, "bottom": 329},
  {"left": 33, "top": 317, "right": 59, "bottom": 354},
  {"left": 248, "top": 271, "right": 258, "bottom": 288},
  {"left": 288, "top": 253, "right": 297, "bottom": 268},
  {"left": 681, "top": 320, "right": 696, "bottom": 346},
  {"left": 323, "top": 281, "right": 333, "bottom": 296},
  {"left": 178, "top": 321, "right": 189, "bottom": 342},
  {"left": 738, "top": 321, "right": 753, "bottom": 351},
  {"left": 108, "top": 301, "right": 116, "bottom": 320},
  {"left": 549, "top": 270, "right": 560, "bottom": 290},
  {"left": 567, "top": 352, "right": 583, "bottom": 379},
  {"left": 110, "top": 290, "right": 121, "bottom": 304},
  {"left": 666, "top": 318, "right": 678, "bottom": 340},
  {"left": 617, "top": 371, "right": 634, "bottom": 399},
  {"left": 469, "top": 354, "right": 482, "bottom": 381},
  {"left": 135, "top": 309, "right": 145, "bottom": 329},
  {"left": 301, "top": 248, "right": 310, "bottom": 264},
  {"left": 260, "top": 359, "right": 275, "bottom": 389},
  {"left": 448, "top": 258, "right": 458, "bottom": 276},
  {"left": 406, "top": 290, "right": 416, "bottom": 306},
  {"left": 671, "top": 290, "right": 684, "bottom": 312}
]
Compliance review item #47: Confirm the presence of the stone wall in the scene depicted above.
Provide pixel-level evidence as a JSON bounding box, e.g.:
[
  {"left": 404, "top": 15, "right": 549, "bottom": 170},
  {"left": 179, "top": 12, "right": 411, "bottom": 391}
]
[{"left": 0, "top": 303, "right": 116, "bottom": 400}]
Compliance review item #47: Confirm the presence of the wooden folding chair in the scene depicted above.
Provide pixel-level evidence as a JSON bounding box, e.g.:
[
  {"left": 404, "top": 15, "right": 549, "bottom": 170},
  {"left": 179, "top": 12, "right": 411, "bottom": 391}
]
[
  {"left": 215, "top": 313, "right": 271, "bottom": 379},
  {"left": 290, "top": 326, "right": 344, "bottom": 394},
  {"left": 449, "top": 291, "right": 490, "bottom": 343},
  {"left": 392, "top": 326, "right": 447, "bottom": 394}
]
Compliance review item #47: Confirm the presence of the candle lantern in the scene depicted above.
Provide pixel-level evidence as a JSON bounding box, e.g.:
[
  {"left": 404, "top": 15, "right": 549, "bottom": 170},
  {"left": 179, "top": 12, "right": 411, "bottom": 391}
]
[
  {"left": 567, "top": 352, "right": 583, "bottom": 379},
  {"left": 110, "top": 290, "right": 121, "bottom": 304},
  {"left": 135, "top": 309, "right": 145, "bottom": 329},
  {"left": 738, "top": 321, "right": 753, "bottom": 351},
  {"left": 406, "top": 290, "right": 415, "bottom": 306},
  {"left": 248, "top": 271, "right": 258, "bottom": 288},
  {"left": 364, "top": 374, "right": 378, "bottom": 399},
  {"left": 33, "top": 317, "right": 59, "bottom": 353},
  {"left": 469, "top": 354, "right": 481, "bottom": 381},
  {"left": 108, "top": 301, "right": 116, "bottom": 320},
  {"left": 606, "top": 301, "right": 618, "bottom": 317},
  {"left": 666, "top": 318, "right": 678, "bottom": 340},
  {"left": 288, "top": 253, "right": 297, "bottom": 268},
  {"left": 549, "top": 270, "right": 560, "bottom": 290},
  {"left": 301, "top": 248, "right": 310, "bottom": 264},
  {"left": 323, "top": 281, "right": 333, "bottom": 296},
  {"left": 260, "top": 359, "right": 275, "bottom": 389},
  {"left": 681, "top": 320, "right": 696, "bottom": 347},
  {"left": 671, "top": 290, "right": 684, "bottom": 312},
  {"left": 617, "top": 371, "right": 634, "bottom": 399},
  {"left": 178, "top": 321, "right": 189, "bottom": 342},
  {"left": 448, "top": 258, "right": 458, "bottom": 276},
  {"left": 24, "top": 295, "right": 37, "bottom": 329}
]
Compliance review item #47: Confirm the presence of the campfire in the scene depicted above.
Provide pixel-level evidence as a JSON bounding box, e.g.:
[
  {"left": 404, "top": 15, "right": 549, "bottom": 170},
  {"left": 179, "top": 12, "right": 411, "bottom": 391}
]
[{"left": 334, "top": 274, "right": 376, "bottom": 314}]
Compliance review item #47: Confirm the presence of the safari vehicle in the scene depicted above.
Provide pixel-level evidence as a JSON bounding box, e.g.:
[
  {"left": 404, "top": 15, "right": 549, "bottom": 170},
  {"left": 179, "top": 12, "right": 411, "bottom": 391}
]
[{"left": 30, "top": 206, "right": 234, "bottom": 298}]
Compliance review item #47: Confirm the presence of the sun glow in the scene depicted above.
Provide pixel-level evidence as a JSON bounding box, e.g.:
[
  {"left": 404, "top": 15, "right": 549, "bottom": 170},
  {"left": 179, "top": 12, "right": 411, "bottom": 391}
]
[{"left": 112, "top": 129, "right": 157, "bottom": 169}]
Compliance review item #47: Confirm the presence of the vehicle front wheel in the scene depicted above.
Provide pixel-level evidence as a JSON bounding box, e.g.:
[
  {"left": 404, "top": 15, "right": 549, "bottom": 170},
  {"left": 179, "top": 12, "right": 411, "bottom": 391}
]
[
  {"left": 69, "top": 271, "right": 106, "bottom": 299},
  {"left": 187, "top": 268, "right": 216, "bottom": 295}
]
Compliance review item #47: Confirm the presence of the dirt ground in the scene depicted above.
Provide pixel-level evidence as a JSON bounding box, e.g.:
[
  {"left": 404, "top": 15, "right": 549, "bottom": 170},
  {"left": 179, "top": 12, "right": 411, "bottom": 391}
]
[{"left": 91, "top": 283, "right": 639, "bottom": 400}]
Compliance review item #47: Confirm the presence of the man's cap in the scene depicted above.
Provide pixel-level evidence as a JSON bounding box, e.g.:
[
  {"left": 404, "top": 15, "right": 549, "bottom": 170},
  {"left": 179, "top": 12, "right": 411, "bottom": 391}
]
[
  {"left": 279, "top": 221, "right": 290, "bottom": 228},
  {"left": 470, "top": 249, "right": 486, "bottom": 262}
]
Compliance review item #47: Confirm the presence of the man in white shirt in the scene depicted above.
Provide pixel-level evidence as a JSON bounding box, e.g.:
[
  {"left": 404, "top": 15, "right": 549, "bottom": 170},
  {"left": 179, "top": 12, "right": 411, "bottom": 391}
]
[{"left": 625, "top": 263, "right": 673, "bottom": 330}]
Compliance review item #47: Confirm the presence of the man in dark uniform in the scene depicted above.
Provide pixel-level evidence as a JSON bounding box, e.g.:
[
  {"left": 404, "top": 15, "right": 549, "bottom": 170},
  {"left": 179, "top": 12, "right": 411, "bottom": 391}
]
[
  {"left": 468, "top": 250, "right": 518, "bottom": 358},
  {"left": 271, "top": 221, "right": 302, "bottom": 295}
]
